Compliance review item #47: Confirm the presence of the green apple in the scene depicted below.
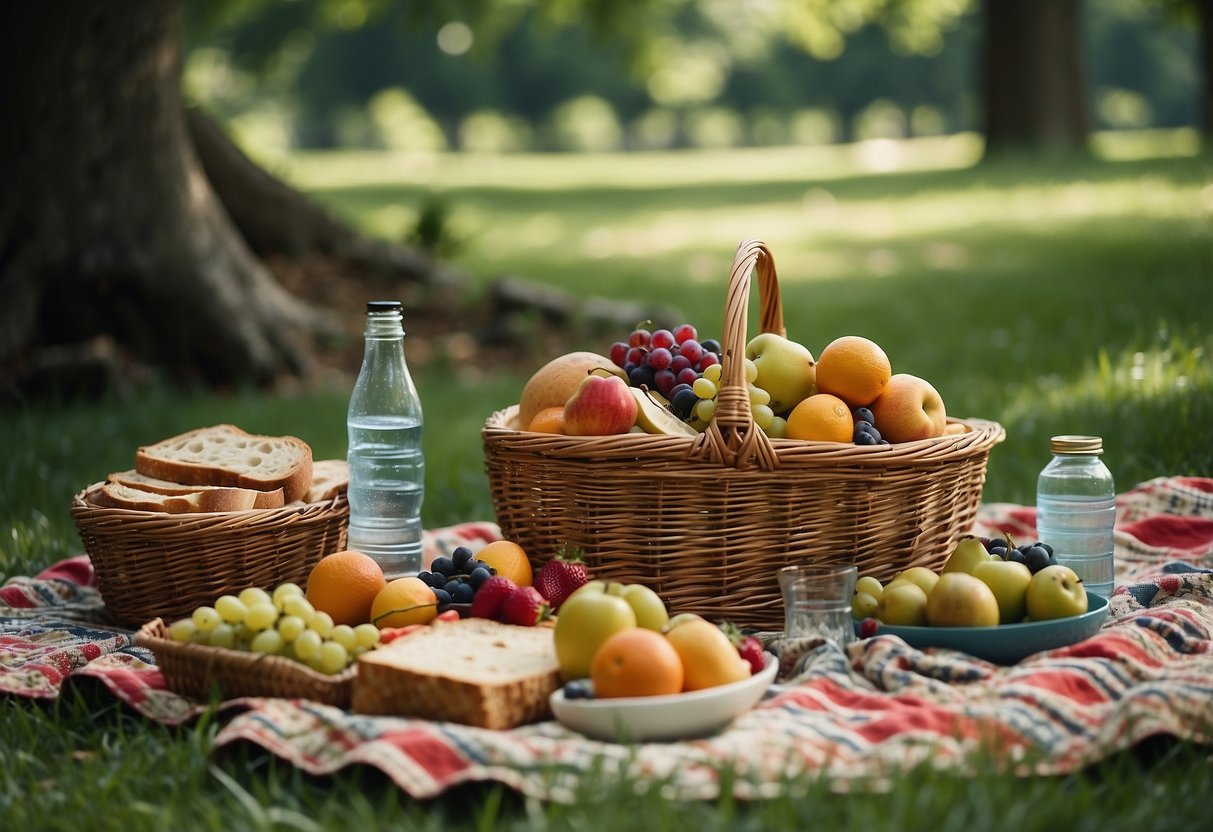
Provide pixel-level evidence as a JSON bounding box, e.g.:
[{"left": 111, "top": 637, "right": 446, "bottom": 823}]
[
  {"left": 744, "top": 333, "right": 817, "bottom": 415},
  {"left": 941, "top": 535, "right": 995, "bottom": 575},
  {"left": 616, "top": 583, "right": 669, "bottom": 631},
  {"left": 926, "top": 572, "right": 1000, "bottom": 627},
  {"left": 855, "top": 575, "right": 884, "bottom": 601},
  {"left": 891, "top": 566, "right": 940, "bottom": 597},
  {"left": 1025, "top": 564, "right": 1088, "bottom": 621},
  {"left": 971, "top": 559, "right": 1033, "bottom": 624},
  {"left": 553, "top": 583, "right": 637, "bottom": 679},
  {"left": 876, "top": 581, "right": 929, "bottom": 626},
  {"left": 851, "top": 591, "right": 879, "bottom": 620}
]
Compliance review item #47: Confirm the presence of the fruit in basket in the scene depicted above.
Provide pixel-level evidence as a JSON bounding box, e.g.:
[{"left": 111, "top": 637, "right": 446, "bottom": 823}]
[
  {"left": 942, "top": 535, "right": 996, "bottom": 575},
  {"left": 630, "top": 387, "right": 698, "bottom": 436},
  {"left": 305, "top": 549, "right": 387, "bottom": 627},
  {"left": 971, "top": 559, "right": 1033, "bottom": 624},
  {"left": 785, "top": 394, "right": 854, "bottom": 442},
  {"left": 563, "top": 373, "right": 638, "bottom": 436},
  {"left": 869, "top": 373, "right": 947, "bottom": 443},
  {"left": 533, "top": 550, "right": 590, "bottom": 612},
  {"left": 926, "top": 573, "right": 1000, "bottom": 627},
  {"left": 1025, "top": 565, "right": 1088, "bottom": 620},
  {"left": 744, "top": 333, "right": 817, "bottom": 415},
  {"left": 814, "top": 336, "right": 892, "bottom": 408},
  {"left": 554, "top": 583, "right": 637, "bottom": 679},
  {"left": 518, "top": 351, "right": 624, "bottom": 429},
  {"left": 875, "top": 581, "right": 929, "bottom": 626},
  {"left": 663, "top": 615, "right": 751, "bottom": 691},
  {"left": 527, "top": 406, "right": 566, "bottom": 434},
  {"left": 590, "top": 627, "right": 685, "bottom": 698},
  {"left": 370, "top": 577, "right": 438, "bottom": 628}
]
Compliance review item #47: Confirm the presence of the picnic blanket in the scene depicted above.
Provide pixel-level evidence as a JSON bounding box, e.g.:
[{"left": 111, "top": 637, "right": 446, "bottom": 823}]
[{"left": 3, "top": 476, "right": 1212, "bottom": 801}]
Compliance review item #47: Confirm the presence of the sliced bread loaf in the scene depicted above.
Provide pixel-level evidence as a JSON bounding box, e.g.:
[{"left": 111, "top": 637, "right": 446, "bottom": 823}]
[
  {"left": 306, "top": 459, "right": 349, "bottom": 503},
  {"left": 352, "top": 618, "right": 561, "bottom": 729},
  {"left": 92, "top": 482, "right": 262, "bottom": 513},
  {"left": 106, "top": 469, "right": 285, "bottom": 509},
  {"left": 134, "top": 424, "right": 313, "bottom": 503}
]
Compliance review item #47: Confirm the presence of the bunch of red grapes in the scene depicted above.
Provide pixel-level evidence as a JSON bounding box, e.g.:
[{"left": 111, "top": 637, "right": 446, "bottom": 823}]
[{"left": 609, "top": 324, "right": 723, "bottom": 419}]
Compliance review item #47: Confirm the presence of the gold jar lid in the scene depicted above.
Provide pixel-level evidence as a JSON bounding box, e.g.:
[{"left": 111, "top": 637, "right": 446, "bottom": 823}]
[{"left": 1050, "top": 435, "right": 1103, "bottom": 455}]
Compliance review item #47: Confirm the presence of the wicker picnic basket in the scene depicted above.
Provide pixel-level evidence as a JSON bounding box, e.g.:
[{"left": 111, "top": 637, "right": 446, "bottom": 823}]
[
  {"left": 482, "top": 239, "right": 1005, "bottom": 630},
  {"left": 134, "top": 617, "right": 354, "bottom": 706},
  {"left": 72, "top": 484, "right": 350, "bottom": 628}
]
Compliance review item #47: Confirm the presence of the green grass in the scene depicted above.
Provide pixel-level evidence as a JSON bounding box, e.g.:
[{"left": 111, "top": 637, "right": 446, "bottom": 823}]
[{"left": 3, "top": 135, "right": 1213, "bottom": 828}]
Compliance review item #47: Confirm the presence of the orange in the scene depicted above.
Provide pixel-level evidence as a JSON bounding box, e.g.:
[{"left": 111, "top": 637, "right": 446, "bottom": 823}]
[
  {"left": 590, "top": 627, "right": 684, "bottom": 698},
  {"left": 662, "top": 617, "right": 750, "bottom": 691},
  {"left": 305, "top": 550, "right": 387, "bottom": 627},
  {"left": 814, "top": 335, "right": 892, "bottom": 407},
  {"left": 784, "top": 394, "right": 854, "bottom": 442},
  {"left": 369, "top": 577, "right": 438, "bottom": 628},
  {"left": 527, "top": 406, "right": 566, "bottom": 434},
  {"left": 476, "top": 540, "right": 533, "bottom": 587}
]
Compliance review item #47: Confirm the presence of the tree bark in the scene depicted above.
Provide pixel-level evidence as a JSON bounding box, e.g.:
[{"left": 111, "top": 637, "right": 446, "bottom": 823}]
[
  {"left": 0, "top": 1, "right": 329, "bottom": 386},
  {"left": 982, "top": 0, "right": 1089, "bottom": 158}
]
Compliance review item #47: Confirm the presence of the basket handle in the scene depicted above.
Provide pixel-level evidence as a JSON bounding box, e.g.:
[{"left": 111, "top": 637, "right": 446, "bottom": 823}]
[{"left": 688, "top": 239, "right": 783, "bottom": 470}]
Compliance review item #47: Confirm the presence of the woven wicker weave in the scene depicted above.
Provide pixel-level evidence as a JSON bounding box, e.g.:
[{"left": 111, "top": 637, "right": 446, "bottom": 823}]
[
  {"left": 134, "top": 618, "right": 353, "bottom": 706},
  {"left": 483, "top": 239, "right": 1005, "bottom": 630},
  {"left": 73, "top": 485, "right": 349, "bottom": 628}
]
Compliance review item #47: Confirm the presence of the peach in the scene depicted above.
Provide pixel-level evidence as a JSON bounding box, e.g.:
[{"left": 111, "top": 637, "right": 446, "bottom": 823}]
[{"left": 869, "top": 373, "right": 946, "bottom": 443}]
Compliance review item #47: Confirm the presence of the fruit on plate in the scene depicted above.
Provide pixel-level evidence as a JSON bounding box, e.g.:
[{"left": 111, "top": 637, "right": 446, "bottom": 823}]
[
  {"left": 1025, "top": 564, "right": 1088, "bottom": 620},
  {"left": 876, "top": 580, "right": 929, "bottom": 626},
  {"left": 868, "top": 373, "right": 947, "bottom": 443},
  {"left": 813, "top": 335, "right": 891, "bottom": 408},
  {"left": 518, "top": 351, "right": 624, "bottom": 429},
  {"left": 851, "top": 590, "right": 879, "bottom": 620},
  {"left": 630, "top": 386, "right": 698, "bottom": 436},
  {"left": 888, "top": 566, "right": 940, "bottom": 597},
  {"left": 663, "top": 614, "right": 752, "bottom": 691},
  {"left": 553, "top": 582, "right": 637, "bottom": 679},
  {"left": 417, "top": 545, "right": 503, "bottom": 612},
  {"left": 533, "top": 549, "right": 590, "bottom": 612},
  {"left": 925, "top": 572, "right": 1000, "bottom": 627},
  {"left": 563, "top": 373, "right": 638, "bottom": 436},
  {"left": 606, "top": 581, "right": 670, "bottom": 631},
  {"left": 744, "top": 332, "right": 817, "bottom": 415},
  {"left": 941, "top": 535, "right": 996, "bottom": 575},
  {"left": 590, "top": 627, "right": 685, "bottom": 698},
  {"left": 970, "top": 558, "right": 1033, "bottom": 624}
]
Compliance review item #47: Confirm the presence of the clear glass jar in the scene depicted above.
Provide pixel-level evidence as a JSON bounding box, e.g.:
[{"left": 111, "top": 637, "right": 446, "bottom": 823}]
[{"left": 1035, "top": 435, "right": 1115, "bottom": 597}]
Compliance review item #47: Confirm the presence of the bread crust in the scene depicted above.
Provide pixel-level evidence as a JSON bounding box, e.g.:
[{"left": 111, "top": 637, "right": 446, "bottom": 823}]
[
  {"left": 134, "top": 424, "right": 313, "bottom": 503},
  {"left": 92, "top": 482, "right": 261, "bottom": 513},
  {"left": 106, "top": 470, "right": 285, "bottom": 509}
]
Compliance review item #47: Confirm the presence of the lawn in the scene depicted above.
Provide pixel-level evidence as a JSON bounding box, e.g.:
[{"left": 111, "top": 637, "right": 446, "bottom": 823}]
[{"left": 2, "top": 134, "right": 1212, "bottom": 828}]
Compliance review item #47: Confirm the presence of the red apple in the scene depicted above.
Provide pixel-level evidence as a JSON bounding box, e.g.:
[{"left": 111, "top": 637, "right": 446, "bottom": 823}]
[
  {"left": 869, "top": 373, "right": 947, "bottom": 442},
  {"left": 563, "top": 374, "right": 638, "bottom": 436}
]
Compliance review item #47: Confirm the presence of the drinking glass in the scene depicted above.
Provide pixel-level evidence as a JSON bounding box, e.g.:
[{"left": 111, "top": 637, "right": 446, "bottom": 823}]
[{"left": 777, "top": 564, "right": 858, "bottom": 648}]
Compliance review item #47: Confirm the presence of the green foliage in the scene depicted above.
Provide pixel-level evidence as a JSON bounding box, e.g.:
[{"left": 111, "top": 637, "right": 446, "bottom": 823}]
[{"left": 2, "top": 143, "right": 1211, "bottom": 828}]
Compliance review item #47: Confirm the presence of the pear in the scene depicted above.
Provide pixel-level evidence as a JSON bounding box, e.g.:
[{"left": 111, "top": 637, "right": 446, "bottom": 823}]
[
  {"left": 630, "top": 387, "right": 698, "bottom": 437},
  {"left": 941, "top": 535, "right": 995, "bottom": 575},
  {"left": 744, "top": 333, "right": 817, "bottom": 415}
]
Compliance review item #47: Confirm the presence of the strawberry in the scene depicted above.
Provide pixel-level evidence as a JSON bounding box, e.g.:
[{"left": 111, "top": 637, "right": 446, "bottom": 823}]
[
  {"left": 501, "top": 586, "right": 551, "bottom": 627},
  {"left": 719, "top": 620, "right": 765, "bottom": 675},
  {"left": 533, "top": 549, "right": 589, "bottom": 612},
  {"left": 469, "top": 575, "right": 517, "bottom": 621}
]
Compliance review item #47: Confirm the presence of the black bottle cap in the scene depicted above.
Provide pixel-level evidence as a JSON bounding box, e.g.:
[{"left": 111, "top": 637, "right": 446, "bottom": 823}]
[{"left": 366, "top": 300, "right": 402, "bottom": 313}]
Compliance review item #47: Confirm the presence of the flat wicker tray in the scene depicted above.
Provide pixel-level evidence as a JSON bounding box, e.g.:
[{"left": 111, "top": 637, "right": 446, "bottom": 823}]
[
  {"left": 483, "top": 239, "right": 1005, "bottom": 630},
  {"left": 73, "top": 484, "right": 349, "bottom": 628},
  {"left": 135, "top": 618, "right": 354, "bottom": 707}
]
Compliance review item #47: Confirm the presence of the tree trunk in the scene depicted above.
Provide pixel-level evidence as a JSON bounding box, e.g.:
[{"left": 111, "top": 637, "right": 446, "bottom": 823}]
[
  {"left": 982, "top": 0, "right": 1089, "bottom": 158},
  {"left": 0, "top": 1, "right": 328, "bottom": 387}
]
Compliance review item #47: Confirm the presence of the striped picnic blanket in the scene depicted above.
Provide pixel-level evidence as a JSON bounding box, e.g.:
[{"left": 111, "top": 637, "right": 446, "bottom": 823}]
[{"left": 3, "top": 477, "right": 1212, "bottom": 801}]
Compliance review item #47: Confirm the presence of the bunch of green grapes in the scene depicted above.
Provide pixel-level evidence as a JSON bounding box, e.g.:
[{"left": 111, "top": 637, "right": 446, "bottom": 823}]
[
  {"left": 686, "top": 359, "right": 787, "bottom": 437},
  {"left": 167, "top": 583, "right": 380, "bottom": 675}
]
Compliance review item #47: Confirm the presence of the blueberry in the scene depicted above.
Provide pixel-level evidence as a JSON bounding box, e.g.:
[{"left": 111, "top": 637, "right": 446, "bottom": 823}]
[
  {"left": 1039, "top": 542, "right": 1054, "bottom": 556},
  {"left": 469, "top": 566, "right": 492, "bottom": 589},
  {"left": 452, "top": 546, "right": 473, "bottom": 570},
  {"left": 854, "top": 430, "right": 879, "bottom": 446},
  {"left": 563, "top": 679, "right": 595, "bottom": 700},
  {"left": 853, "top": 407, "right": 875, "bottom": 425},
  {"left": 443, "top": 578, "right": 463, "bottom": 594},
  {"left": 431, "top": 556, "right": 455, "bottom": 578},
  {"left": 452, "top": 582, "right": 476, "bottom": 603},
  {"left": 1023, "top": 545, "right": 1051, "bottom": 573},
  {"left": 701, "top": 339, "right": 722, "bottom": 356},
  {"left": 417, "top": 570, "right": 438, "bottom": 588},
  {"left": 433, "top": 588, "right": 452, "bottom": 606},
  {"left": 465, "top": 559, "right": 486, "bottom": 574},
  {"left": 671, "top": 388, "right": 699, "bottom": 420}
]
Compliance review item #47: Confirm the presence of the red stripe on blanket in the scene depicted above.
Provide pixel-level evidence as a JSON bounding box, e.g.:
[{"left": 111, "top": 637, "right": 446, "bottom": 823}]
[
  {"left": 1176, "top": 477, "right": 1213, "bottom": 494},
  {"left": 383, "top": 726, "right": 471, "bottom": 781},
  {"left": 0, "top": 587, "right": 36, "bottom": 607},
  {"left": 1118, "top": 516, "right": 1213, "bottom": 553}
]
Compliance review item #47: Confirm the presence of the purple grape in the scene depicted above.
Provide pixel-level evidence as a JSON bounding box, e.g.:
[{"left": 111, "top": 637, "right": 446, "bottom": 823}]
[
  {"left": 654, "top": 369, "right": 677, "bottom": 395},
  {"left": 676, "top": 367, "right": 699, "bottom": 386},
  {"left": 673, "top": 324, "right": 698, "bottom": 344},
  {"left": 678, "top": 339, "right": 704, "bottom": 364},
  {"left": 646, "top": 347, "right": 673, "bottom": 370},
  {"left": 609, "top": 341, "right": 629, "bottom": 368},
  {"left": 650, "top": 329, "right": 676, "bottom": 350}
]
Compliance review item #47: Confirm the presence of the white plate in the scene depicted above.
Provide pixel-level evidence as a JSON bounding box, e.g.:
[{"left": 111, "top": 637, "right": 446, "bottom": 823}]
[{"left": 549, "top": 652, "right": 778, "bottom": 742}]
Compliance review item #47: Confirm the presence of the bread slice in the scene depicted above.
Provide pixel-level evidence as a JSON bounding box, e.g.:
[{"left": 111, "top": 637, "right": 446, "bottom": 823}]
[
  {"left": 134, "top": 424, "right": 313, "bottom": 503},
  {"left": 352, "top": 619, "right": 561, "bottom": 729},
  {"left": 306, "top": 459, "right": 349, "bottom": 503},
  {"left": 91, "top": 482, "right": 261, "bottom": 513},
  {"left": 106, "top": 469, "right": 285, "bottom": 509}
]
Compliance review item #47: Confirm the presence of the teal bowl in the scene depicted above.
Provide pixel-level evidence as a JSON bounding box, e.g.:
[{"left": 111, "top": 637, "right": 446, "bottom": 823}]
[{"left": 854, "top": 591, "right": 1110, "bottom": 665}]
